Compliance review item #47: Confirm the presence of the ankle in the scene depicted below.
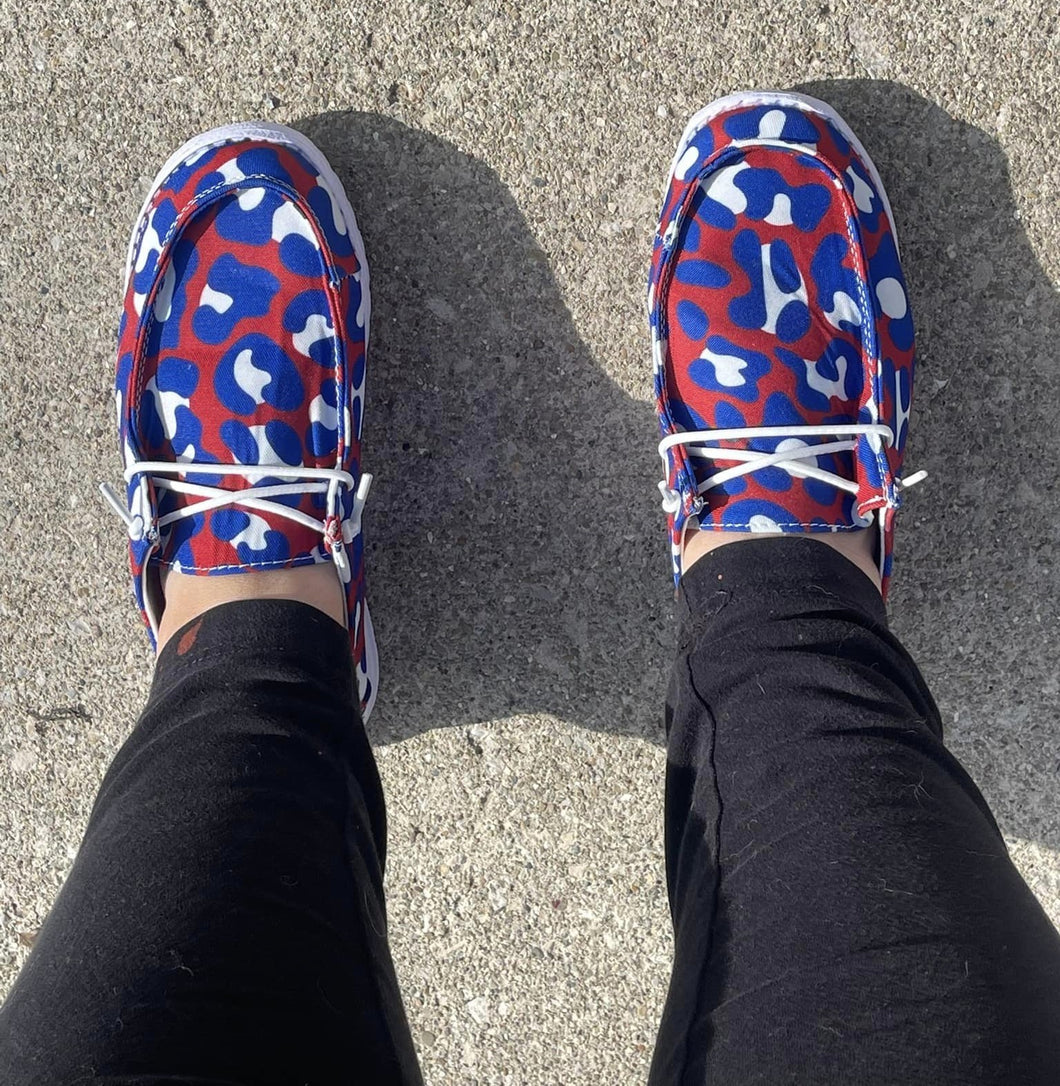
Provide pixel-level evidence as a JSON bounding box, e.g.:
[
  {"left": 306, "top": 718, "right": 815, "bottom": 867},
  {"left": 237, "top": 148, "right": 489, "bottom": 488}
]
[
  {"left": 681, "top": 527, "right": 882, "bottom": 593},
  {"left": 156, "top": 563, "right": 347, "bottom": 651}
]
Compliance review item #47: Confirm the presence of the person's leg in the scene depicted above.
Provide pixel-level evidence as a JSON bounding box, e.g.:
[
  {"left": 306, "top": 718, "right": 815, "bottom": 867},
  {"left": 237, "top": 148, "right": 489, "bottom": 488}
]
[
  {"left": 647, "top": 91, "right": 1060, "bottom": 1084},
  {"left": 0, "top": 122, "right": 421, "bottom": 1083},
  {"left": 650, "top": 536, "right": 1060, "bottom": 1085},
  {"left": 0, "top": 593, "right": 422, "bottom": 1085}
]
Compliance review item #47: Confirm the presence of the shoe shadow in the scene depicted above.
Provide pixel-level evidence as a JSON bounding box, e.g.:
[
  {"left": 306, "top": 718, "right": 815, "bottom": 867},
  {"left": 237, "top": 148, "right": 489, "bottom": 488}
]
[
  {"left": 298, "top": 96, "right": 1060, "bottom": 855},
  {"left": 296, "top": 111, "right": 672, "bottom": 744},
  {"left": 797, "top": 79, "right": 1060, "bottom": 851}
]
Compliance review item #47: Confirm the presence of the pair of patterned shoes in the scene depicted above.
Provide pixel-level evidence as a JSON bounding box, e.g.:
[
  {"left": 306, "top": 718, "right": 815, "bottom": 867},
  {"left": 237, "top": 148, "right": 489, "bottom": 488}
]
[{"left": 104, "top": 92, "right": 923, "bottom": 721}]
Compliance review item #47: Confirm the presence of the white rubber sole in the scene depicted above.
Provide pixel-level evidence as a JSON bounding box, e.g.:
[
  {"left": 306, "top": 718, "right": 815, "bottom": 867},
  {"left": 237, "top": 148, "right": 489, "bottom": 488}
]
[
  {"left": 666, "top": 89, "right": 900, "bottom": 254},
  {"left": 124, "top": 121, "right": 380, "bottom": 719}
]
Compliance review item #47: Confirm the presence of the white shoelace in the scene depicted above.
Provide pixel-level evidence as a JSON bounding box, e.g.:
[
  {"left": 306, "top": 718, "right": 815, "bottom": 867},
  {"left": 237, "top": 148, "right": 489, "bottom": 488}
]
[
  {"left": 100, "top": 462, "right": 372, "bottom": 582},
  {"left": 657, "top": 423, "right": 927, "bottom": 515}
]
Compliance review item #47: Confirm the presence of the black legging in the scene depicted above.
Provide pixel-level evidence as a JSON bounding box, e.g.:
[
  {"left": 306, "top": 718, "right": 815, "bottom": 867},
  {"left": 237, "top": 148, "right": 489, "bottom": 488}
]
[{"left": 2, "top": 537, "right": 1058, "bottom": 1084}]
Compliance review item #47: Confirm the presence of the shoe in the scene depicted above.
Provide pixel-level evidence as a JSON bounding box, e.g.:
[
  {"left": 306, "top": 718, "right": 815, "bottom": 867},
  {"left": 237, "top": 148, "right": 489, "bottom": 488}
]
[
  {"left": 103, "top": 122, "right": 378, "bottom": 719},
  {"left": 647, "top": 90, "right": 925, "bottom": 597}
]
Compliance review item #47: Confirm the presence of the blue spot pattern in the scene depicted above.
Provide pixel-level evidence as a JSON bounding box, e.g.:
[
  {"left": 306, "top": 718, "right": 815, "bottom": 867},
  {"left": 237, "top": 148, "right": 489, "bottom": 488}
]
[
  {"left": 194, "top": 146, "right": 294, "bottom": 199},
  {"left": 283, "top": 290, "right": 337, "bottom": 367},
  {"left": 133, "top": 198, "right": 178, "bottom": 295},
  {"left": 192, "top": 254, "right": 280, "bottom": 344},
  {"left": 689, "top": 335, "right": 771, "bottom": 404},
  {"left": 843, "top": 161, "right": 883, "bottom": 234},
  {"left": 162, "top": 514, "right": 206, "bottom": 568},
  {"left": 279, "top": 231, "right": 324, "bottom": 278},
  {"left": 809, "top": 233, "right": 865, "bottom": 339},
  {"left": 723, "top": 106, "right": 821, "bottom": 144},
  {"left": 140, "top": 355, "right": 202, "bottom": 458},
  {"left": 869, "top": 233, "right": 914, "bottom": 351},
  {"left": 212, "top": 188, "right": 285, "bottom": 246},
  {"left": 145, "top": 236, "right": 199, "bottom": 355},
  {"left": 306, "top": 377, "right": 340, "bottom": 458},
  {"left": 728, "top": 230, "right": 810, "bottom": 343},
  {"left": 675, "top": 299, "right": 708, "bottom": 340},
  {"left": 307, "top": 184, "right": 353, "bottom": 258},
  {"left": 674, "top": 259, "right": 731, "bottom": 289},
  {"left": 212, "top": 509, "right": 292, "bottom": 565},
  {"left": 775, "top": 339, "right": 861, "bottom": 412},
  {"left": 689, "top": 176, "right": 736, "bottom": 231},
  {"left": 733, "top": 166, "right": 831, "bottom": 231},
  {"left": 220, "top": 418, "right": 304, "bottom": 466},
  {"left": 214, "top": 333, "right": 306, "bottom": 416}
]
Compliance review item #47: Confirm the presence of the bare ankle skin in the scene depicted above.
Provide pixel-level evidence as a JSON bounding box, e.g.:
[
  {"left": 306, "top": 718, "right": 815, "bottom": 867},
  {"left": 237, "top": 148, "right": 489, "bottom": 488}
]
[
  {"left": 156, "top": 563, "right": 347, "bottom": 652},
  {"left": 681, "top": 527, "right": 882, "bottom": 593}
]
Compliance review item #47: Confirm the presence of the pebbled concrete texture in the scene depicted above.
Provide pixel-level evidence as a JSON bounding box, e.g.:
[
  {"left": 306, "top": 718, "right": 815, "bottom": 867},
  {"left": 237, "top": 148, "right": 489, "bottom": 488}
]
[{"left": 1, "top": 1, "right": 1058, "bottom": 1082}]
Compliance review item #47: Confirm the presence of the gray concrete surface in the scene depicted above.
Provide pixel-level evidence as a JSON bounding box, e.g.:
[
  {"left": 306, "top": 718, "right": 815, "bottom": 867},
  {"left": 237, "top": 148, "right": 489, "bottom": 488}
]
[{"left": 1, "top": 1, "right": 1059, "bottom": 1081}]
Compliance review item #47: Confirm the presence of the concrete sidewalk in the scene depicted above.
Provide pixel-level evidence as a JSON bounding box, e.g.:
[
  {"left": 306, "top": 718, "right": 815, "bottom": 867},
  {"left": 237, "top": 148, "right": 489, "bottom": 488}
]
[{"left": 1, "top": 2, "right": 1058, "bottom": 1081}]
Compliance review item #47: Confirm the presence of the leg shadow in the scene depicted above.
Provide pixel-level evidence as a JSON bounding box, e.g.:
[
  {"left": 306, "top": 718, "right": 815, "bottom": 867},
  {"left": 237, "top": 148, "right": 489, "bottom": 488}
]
[
  {"left": 797, "top": 79, "right": 1060, "bottom": 851},
  {"left": 298, "top": 96, "right": 1060, "bottom": 856},
  {"left": 296, "top": 111, "right": 672, "bottom": 743}
]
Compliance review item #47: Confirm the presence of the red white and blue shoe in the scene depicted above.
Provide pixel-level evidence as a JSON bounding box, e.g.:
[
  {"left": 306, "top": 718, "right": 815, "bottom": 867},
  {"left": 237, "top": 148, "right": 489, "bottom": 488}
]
[
  {"left": 103, "top": 122, "right": 378, "bottom": 719},
  {"left": 648, "top": 90, "right": 925, "bottom": 598}
]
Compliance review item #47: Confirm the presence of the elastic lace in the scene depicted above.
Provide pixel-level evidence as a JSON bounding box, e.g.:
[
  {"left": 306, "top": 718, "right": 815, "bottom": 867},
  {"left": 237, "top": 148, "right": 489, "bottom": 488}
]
[
  {"left": 100, "top": 461, "right": 371, "bottom": 582},
  {"left": 657, "top": 423, "right": 926, "bottom": 515}
]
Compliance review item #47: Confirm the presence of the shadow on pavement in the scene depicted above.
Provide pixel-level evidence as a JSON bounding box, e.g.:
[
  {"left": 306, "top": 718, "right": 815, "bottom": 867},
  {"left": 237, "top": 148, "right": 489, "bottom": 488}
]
[
  {"left": 299, "top": 86, "right": 1060, "bottom": 850},
  {"left": 297, "top": 110, "right": 671, "bottom": 743},
  {"left": 798, "top": 79, "right": 1060, "bottom": 851}
]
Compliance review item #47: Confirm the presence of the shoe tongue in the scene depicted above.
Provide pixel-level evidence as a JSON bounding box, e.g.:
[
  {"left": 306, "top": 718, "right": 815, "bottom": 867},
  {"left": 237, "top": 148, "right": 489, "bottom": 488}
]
[
  {"left": 141, "top": 190, "right": 343, "bottom": 571},
  {"left": 664, "top": 147, "right": 870, "bottom": 526}
]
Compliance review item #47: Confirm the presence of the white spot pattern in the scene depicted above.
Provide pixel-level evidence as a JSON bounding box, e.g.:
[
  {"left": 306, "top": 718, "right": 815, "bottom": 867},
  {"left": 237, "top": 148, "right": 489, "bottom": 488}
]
[
  {"left": 215, "top": 159, "right": 249, "bottom": 187},
  {"left": 894, "top": 368, "right": 911, "bottom": 448},
  {"left": 353, "top": 268, "right": 367, "bottom": 330},
  {"left": 823, "top": 290, "right": 861, "bottom": 330},
  {"left": 144, "top": 376, "right": 194, "bottom": 459},
  {"left": 697, "top": 343, "right": 748, "bottom": 387},
  {"left": 802, "top": 353, "right": 849, "bottom": 401},
  {"left": 764, "top": 193, "right": 794, "bottom": 226},
  {"left": 155, "top": 263, "right": 177, "bottom": 322},
  {"left": 700, "top": 161, "right": 750, "bottom": 214},
  {"left": 235, "top": 186, "right": 265, "bottom": 211},
  {"left": 876, "top": 277, "right": 907, "bottom": 319},
  {"left": 232, "top": 348, "right": 271, "bottom": 405},
  {"left": 775, "top": 437, "right": 817, "bottom": 479},
  {"left": 272, "top": 200, "right": 318, "bottom": 246},
  {"left": 759, "top": 241, "right": 807, "bottom": 335},
  {"left": 199, "top": 283, "right": 234, "bottom": 314},
  {"left": 135, "top": 206, "right": 165, "bottom": 275},
  {"left": 315, "top": 174, "right": 348, "bottom": 237},
  {"left": 674, "top": 145, "right": 700, "bottom": 182},
  {"left": 291, "top": 311, "right": 335, "bottom": 359},
  {"left": 757, "top": 109, "right": 787, "bottom": 139},
  {"left": 845, "top": 164, "right": 875, "bottom": 213},
  {"left": 228, "top": 512, "right": 273, "bottom": 553},
  {"left": 244, "top": 424, "right": 302, "bottom": 468},
  {"left": 309, "top": 392, "right": 339, "bottom": 432}
]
